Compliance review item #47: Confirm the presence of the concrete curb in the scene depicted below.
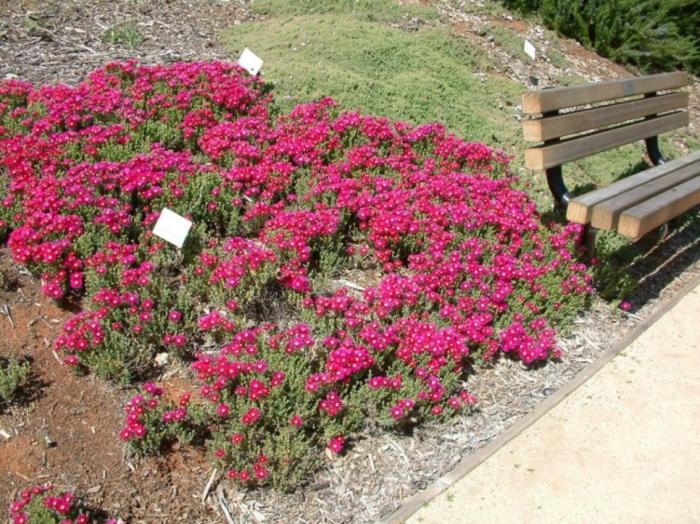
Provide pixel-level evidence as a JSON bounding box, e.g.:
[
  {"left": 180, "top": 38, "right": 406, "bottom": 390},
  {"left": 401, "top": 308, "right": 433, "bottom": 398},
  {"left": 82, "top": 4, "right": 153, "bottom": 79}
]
[{"left": 381, "top": 272, "right": 700, "bottom": 524}]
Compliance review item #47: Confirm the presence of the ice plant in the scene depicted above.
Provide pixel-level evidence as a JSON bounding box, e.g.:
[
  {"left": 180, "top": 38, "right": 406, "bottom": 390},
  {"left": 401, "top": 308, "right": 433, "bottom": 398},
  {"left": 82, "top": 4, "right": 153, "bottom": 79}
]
[
  {"left": 7, "top": 483, "right": 119, "bottom": 523},
  {"left": 0, "top": 61, "right": 592, "bottom": 490}
]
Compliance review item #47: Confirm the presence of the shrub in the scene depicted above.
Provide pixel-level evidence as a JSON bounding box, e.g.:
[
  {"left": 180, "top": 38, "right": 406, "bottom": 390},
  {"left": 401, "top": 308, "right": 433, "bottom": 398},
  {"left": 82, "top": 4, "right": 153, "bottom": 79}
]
[
  {"left": 501, "top": 0, "right": 700, "bottom": 75},
  {"left": 120, "top": 383, "right": 208, "bottom": 455},
  {"left": 8, "top": 483, "right": 119, "bottom": 524},
  {"left": 0, "top": 357, "right": 30, "bottom": 405},
  {"left": 1, "top": 61, "right": 591, "bottom": 488}
]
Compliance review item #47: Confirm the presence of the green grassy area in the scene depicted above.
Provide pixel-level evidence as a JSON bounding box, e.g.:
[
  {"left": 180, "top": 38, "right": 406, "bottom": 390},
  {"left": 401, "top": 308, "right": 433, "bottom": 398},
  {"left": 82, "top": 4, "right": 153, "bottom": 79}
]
[{"left": 229, "top": 2, "right": 522, "bottom": 151}]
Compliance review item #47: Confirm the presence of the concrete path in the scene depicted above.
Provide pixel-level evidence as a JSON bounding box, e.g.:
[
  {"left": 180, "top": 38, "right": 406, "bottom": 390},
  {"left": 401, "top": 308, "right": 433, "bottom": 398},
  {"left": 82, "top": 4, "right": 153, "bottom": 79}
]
[{"left": 408, "top": 284, "right": 700, "bottom": 524}]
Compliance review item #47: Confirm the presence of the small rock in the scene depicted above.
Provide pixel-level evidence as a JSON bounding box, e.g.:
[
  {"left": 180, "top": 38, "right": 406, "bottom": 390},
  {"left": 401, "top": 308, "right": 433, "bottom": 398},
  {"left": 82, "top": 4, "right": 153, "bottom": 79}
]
[{"left": 155, "top": 352, "right": 169, "bottom": 366}]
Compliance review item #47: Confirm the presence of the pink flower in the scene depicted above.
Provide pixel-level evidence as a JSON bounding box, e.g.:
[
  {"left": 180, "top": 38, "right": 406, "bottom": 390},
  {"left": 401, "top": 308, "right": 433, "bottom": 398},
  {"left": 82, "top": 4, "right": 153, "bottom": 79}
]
[
  {"left": 390, "top": 403, "right": 407, "bottom": 420},
  {"left": 241, "top": 407, "right": 261, "bottom": 425},
  {"left": 328, "top": 435, "right": 345, "bottom": 454},
  {"left": 63, "top": 355, "right": 79, "bottom": 366}
]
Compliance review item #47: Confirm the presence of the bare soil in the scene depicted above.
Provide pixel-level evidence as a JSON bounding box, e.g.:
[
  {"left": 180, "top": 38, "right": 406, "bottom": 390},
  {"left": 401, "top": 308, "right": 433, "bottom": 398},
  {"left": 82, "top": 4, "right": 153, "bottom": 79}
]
[
  {"left": 0, "top": 0, "right": 258, "bottom": 87},
  {"left": 0, "top": 249, "right": 221, "bottom": 522},
  {"left": 1, "top": 1, "right": 698, "bottom": 523}
]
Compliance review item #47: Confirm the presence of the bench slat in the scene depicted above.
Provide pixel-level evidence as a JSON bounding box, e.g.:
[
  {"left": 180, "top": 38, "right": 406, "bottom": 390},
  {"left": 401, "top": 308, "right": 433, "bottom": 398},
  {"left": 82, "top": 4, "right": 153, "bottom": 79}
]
[
  {"left": 522, "top": 92, "right": 688, "bottom": 142},
  {"left": 590, "top": 162, "right": 700, "bottom": 230},
  {"left": 566, "top": 150, "right": 700, "bottom": 224},
  {"left": 522, "top": 71, "right": 688, "bottom": 114},
  {"left": 618, "top": 176, "right": 700, "bottom": 238},
  {"left": 525, "top": 111, "right": 689, "bottom": 170}
]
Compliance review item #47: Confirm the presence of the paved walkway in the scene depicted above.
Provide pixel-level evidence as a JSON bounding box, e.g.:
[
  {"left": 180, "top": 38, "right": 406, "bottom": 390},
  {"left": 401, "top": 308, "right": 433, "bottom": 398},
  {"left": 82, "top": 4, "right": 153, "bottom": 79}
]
[{"left": 409, "top": 284, "right": 700, "bottom": 524}]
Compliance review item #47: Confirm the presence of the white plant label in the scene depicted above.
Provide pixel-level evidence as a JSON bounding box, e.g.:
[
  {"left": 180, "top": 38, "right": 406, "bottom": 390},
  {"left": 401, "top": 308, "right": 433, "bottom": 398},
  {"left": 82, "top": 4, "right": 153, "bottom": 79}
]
[
  {"left": 152, "top": 208, "right": 192, "bottom": 248},
  {"left": 238, "top": 48, "right": 263, "bottom": 76},
  {"left": 524, "top": 40, "right": 537, "bottom": 60}
]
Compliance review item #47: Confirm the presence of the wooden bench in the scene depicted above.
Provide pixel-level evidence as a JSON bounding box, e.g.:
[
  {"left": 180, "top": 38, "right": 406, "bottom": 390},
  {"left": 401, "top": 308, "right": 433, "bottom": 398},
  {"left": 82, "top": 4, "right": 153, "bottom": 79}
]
[{"left": 521, "top": 72, "right": 700, "bottom": 243}]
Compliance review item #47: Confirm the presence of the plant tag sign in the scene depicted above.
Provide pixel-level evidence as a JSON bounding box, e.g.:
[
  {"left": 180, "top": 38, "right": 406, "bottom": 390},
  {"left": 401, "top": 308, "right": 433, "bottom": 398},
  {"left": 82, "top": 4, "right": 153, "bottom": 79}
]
[
  {"left": 238, "top": 48, "right": 263, "bottom": 76},
  {"left": 524, "top": 39, "right": 537, "bottom": 60},
  {"left": 152, "top": 208, "right": 192, "bottom": 248}
]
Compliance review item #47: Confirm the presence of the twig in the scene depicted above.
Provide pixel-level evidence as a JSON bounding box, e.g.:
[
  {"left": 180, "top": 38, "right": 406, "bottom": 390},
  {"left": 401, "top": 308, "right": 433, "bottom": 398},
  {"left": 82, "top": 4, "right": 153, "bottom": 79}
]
[
  {"left": 334, "top": 278, "right": 366, "bottom": 292},
  {"left": 75, "top": 43, "right": 99, "bottom": 55},
  {"left": 1, "top": 304, "right": 13, "bottom": 327},
  {"left": 216, "top": 484, "right": 235, "bottom": 524},
  {"left": 202, "top": 468, "right": 218, "bottom": 503},
  {"left": 93, "top": 19, "right": 109, "bottom": 31},
  {"left": 12, "top": 470, "right": 31, "bottom": 481}
]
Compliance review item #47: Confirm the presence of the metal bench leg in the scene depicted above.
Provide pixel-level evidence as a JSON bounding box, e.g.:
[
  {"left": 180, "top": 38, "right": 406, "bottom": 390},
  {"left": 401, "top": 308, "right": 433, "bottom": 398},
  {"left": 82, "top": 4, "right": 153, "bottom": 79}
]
[
  {"left": 584, "top": 225, "right": 597, "bottom": 258},
  {"left": 645, "top": 136, "right": 666, "bottom": 166},
  {"left": 546, "top": 165, "right": 571, "bottom": 212}
]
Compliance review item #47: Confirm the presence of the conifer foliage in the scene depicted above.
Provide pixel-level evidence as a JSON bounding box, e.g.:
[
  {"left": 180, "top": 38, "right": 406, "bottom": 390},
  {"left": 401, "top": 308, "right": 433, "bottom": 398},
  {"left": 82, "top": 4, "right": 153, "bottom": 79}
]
[{"left": 502, "top": 0, "right": 699, "bottom": 75}]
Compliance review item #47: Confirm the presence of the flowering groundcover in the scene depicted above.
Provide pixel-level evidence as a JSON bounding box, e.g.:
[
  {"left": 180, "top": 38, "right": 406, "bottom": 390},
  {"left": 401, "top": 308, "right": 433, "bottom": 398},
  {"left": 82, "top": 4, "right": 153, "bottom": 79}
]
[
  {"left": 8, "top": 483, "right": 120, "bottom": 524},
  {"left": 0, "top": 61, "right": 591, "bottom": 491}
]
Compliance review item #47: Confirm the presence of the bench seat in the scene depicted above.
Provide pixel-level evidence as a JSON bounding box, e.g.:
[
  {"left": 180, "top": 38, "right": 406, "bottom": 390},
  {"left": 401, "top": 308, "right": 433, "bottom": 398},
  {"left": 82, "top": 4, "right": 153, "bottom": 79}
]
[{"left": 566, "top": 150, "right": 700, "bottom": 239}]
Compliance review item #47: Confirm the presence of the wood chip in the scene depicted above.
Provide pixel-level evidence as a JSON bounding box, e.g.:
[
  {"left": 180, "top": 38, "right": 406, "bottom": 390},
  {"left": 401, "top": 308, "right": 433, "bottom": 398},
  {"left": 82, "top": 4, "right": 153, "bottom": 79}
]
[
  {"left": 201, "top": 468, "right": 218, "bottom": 503},
  {"left": 216, "top": 485, "right": 234, "bottom": 524}
]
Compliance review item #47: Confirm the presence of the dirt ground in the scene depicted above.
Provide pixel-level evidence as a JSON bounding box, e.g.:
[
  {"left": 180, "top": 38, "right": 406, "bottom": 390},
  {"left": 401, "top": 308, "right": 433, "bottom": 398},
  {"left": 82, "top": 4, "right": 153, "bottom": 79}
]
[
  {"left": 1, "top": 1, "right": 699, "bottom": 523},
  {"left": 0, "top": 248, "right": 224, "bottom": 522}
]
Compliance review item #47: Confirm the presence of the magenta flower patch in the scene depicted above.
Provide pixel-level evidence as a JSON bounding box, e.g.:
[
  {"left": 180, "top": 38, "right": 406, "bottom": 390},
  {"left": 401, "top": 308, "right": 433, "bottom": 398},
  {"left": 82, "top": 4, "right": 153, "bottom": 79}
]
[{"left": 0, "top": 61, "right": 592, "bottom": 490}]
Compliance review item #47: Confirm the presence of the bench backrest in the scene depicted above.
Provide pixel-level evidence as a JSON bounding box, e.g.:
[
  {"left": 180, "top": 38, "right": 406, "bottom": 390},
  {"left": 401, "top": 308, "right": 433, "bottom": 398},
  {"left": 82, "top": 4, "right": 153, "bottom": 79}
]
[{"left": 522, "top": 72, "right": 689, "bottom": 170}]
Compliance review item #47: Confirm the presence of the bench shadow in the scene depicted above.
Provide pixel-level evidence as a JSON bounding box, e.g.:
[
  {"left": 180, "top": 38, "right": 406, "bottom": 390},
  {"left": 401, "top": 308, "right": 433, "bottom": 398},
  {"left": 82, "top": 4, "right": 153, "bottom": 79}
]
[
  {"left": 573, "top": 210, "right": 698, "bottom": 312},
  {"left": 613, "top": 160, "right": 651, "bottom": 180},
  {"left": 540, "top": 157, "right": 698, "bottom": 312},
  {"left": 622, "top": 213, "right": 700, "bottom": 312},
  {"left": 568, "top": 160, "right": 650, "bottom": 199}
]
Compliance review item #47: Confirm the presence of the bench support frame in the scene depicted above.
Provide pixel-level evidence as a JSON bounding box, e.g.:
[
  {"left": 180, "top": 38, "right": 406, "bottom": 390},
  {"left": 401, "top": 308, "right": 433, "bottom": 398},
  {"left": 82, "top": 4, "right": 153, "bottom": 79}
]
[
  {"left": 645, "top": 136, "right": 666, "bottom": 166},
  {"left": 545, "top": 135, "right": 666, "bottom": 212},
  {"left": 546, "top": 165, "right": 570, "bottom": 211},
  {"left": 583, "top": 224, "right": 597, "bottom": 258},
  {"left": 546, "top": 134, "right": 670, "bottom": 256}
]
